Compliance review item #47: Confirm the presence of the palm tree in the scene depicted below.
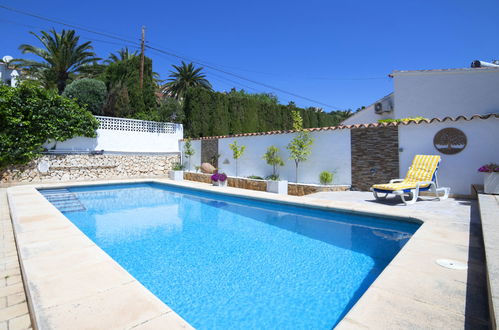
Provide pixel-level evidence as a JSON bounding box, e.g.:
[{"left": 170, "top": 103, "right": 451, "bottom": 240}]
[
  {"left": 105, "top": 47, "right": 139, "bottom": 64},
  {"left": 162, "top": 61, "right": 212, "bottom": 99},
  {"left": 14, "top": 29, "right": 100, "bottom": 93}
]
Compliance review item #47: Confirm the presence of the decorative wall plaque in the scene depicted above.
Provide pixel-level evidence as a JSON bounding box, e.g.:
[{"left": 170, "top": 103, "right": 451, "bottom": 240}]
[{"left": 433, "top": 128, "right": 467, "bottom": 155}]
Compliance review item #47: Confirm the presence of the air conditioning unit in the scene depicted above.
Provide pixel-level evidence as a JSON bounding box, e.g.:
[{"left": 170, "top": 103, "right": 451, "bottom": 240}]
[
  {"left": 374, "top": 101, "right": 393, "bottom": 114},
  {"left": 374, "top": 102, "right": 383, "bottom": 114}
]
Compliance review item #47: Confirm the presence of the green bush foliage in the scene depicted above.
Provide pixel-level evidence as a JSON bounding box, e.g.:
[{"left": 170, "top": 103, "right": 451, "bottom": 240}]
[
  {"left": 172, "top": 163, "right": 184, "bottom": 171},
  {"left": 247, "top": 175, "right": 264, "bottom": 180},
  {"left": 0, "top": 84, "right": 98, "bottom": 168},
  {"left": 62, "top": 78, "right": 107, "bottom": 115},
  {"left": 135, "top": 97, "right": 184, "bottom": 123},
  {"left": 101, "top": 56, "right": 156, "bottom": 117},
  {"left": 319, "top": 171, "right": 334, "bottom": 185},
  {"left": 183, "top": 88, "right": 351, "bottom": 138}
]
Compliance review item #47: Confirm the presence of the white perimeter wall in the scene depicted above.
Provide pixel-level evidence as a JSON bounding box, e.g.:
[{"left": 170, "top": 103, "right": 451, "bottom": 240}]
[
  {"left": 399, "top": 118, "right": 499, "bottom": 195},
  {"left": 394, "top": 69, "right": 499, "bottom": 119},
  {"left": 181, "top": 139, "right": 202, "bottom": 170},
  {"left": 216, "top": 130, "right": 351, "bottom": 185}
]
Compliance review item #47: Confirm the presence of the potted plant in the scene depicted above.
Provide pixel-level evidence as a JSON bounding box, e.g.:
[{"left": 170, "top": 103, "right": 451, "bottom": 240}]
[
  {"left": 478, "top": 163, "right": 499, "bottom": 194},
  {"left": 169, "top": 163, "right": 184, "bottom": 181},
  {"left": 263, "top": 146, "right": 287, "bottom": 194},
  {"left": 211, "top": 172, "right": 228, "bottom": 187}
]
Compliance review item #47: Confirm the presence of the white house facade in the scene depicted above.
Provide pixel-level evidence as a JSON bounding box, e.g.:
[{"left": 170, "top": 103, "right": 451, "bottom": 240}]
[
  {"left": 0, "top": 55, "right": 19, "bottom": 87},
  {"left": 343, "top": 66, "right": 499, "bottom": 125}
]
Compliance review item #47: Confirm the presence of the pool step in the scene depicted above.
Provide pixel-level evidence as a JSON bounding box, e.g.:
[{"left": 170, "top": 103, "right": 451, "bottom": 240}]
[{"left": 40, "top": 189, "right": 86, "bottom": 213}]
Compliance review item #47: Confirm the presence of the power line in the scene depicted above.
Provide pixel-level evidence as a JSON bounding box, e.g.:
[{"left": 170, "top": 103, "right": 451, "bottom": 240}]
[
  {"left": 0, "top": 4, "right": 140, "bottom": 46},
  {"left": 146, "top": 45, "right": 341, "bottom": 109},
  {"left": 0, "top": 4, "right": 344, "bottom": 109}
]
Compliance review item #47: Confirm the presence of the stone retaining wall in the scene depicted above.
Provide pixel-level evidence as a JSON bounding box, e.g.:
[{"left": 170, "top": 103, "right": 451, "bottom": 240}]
[
  {"left": 184, "top": 172, "right": 350, "bottom": 196},
  {"left": 0, "top": 153, "right": 180, "bottom": 186}
]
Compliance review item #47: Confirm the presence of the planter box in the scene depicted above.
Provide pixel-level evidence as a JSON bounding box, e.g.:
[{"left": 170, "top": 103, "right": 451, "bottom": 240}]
[
  {"left": 169, "top": 170, "right": 184, "bottom": 181},
  {"left": 484, "top": 172, "right": 499, "bottom": 194},
  {"left": 212, "top": 180, "right": 227, "bottom": 187},
  {"left": 266, "top": 180, "right": 288, "bottom": 195}
]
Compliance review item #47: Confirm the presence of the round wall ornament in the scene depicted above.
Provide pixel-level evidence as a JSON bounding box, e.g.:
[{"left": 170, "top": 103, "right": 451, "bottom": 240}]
[
  {"left": 37, "top": 160, "right": 50, "bottom": 173},
  {"left": 433, "top": 128, "right": 467, "bottom": 155}
]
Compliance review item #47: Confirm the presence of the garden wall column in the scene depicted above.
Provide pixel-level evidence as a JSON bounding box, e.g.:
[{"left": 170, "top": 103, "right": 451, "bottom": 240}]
[
  {"left": 350, "top": 126, "right": 399, "bottom": 191},
  {"left": 201, "top": 139, "right": 219, "bottom": 168}
]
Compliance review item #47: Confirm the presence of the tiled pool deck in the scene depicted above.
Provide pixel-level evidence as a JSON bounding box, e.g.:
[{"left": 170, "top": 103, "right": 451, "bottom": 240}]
[{"left": 3, "top": 179, "right": 493, "bottom": 329}]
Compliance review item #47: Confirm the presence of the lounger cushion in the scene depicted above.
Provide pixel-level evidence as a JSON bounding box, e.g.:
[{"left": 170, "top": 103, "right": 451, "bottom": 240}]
[{"left": 371, "top": 155, "right": 441, "bottom": 192}]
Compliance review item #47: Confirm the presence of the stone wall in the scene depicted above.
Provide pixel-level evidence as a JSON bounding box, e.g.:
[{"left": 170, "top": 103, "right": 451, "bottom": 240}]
[
  {"left": 201, "top": 139, "right": 219, "bottom": 168},
  {"left": 183, "top": 172, "right": 350, "bottom": 196},
  {"left": 351, "top": 127, "right": 399, "bottom": 191},
  {"left": 287, "top": 183, "right": 350, "bottom": 196},
  {"left": 0, "top": 153, "right": 180, "bottom": 186}
]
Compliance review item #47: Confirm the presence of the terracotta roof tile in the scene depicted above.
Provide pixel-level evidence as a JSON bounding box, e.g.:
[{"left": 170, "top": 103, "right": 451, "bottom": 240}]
[{"left": 184, "top": 113, "right": 498, "bottom": 141}]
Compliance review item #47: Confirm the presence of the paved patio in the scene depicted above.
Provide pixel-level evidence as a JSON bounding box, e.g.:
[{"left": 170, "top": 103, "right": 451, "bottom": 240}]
[
  {"left": 309, "top": 191, "right": 490, "bottom": 329},
  {"left": 0, "top": 189, "right": 32, "bottom": 330}
]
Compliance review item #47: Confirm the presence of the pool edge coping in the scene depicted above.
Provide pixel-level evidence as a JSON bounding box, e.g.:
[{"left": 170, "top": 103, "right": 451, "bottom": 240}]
[{"left": 7, "top": 177, "right": 479, "bottom": 329}]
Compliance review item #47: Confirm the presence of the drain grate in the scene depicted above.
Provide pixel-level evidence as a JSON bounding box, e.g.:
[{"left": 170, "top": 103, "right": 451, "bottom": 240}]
[{"left": 435, "top": 259, "right": 468, "bottom": 270}]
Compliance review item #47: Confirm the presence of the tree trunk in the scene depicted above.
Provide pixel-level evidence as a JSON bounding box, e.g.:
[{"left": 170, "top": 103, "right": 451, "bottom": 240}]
[{"left": 295, "top": 161, "right": 299, "bottom": 183}]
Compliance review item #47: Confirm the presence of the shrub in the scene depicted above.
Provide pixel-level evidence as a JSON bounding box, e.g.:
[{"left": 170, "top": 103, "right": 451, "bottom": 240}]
[
  {"left": 62, "top": 78, "right": 107, "bottom": 115},
  {"left": 0, "top": 83, "right": 98, "bottom": 168},
  {"left": 247, "top": 175, "right": 264, "bottom": 180},
  {"left": 172, "top": 163, "right": 184, "bottom": 171},
  {"left": 319, "top": 171, "right": 333, "bottom": 185}
]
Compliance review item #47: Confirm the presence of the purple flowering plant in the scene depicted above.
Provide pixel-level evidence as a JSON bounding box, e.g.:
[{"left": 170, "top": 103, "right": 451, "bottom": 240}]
[
  {"left": 478, "top": 163, "right": 499, "bottom": 173},
  {"left": 211, "top": 171, "right": 228, "bottom": 182}
]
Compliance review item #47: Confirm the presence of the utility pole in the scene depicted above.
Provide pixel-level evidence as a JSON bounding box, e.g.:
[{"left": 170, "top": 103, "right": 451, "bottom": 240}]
[{"left": 139, "top": 26, "right": 145, "bottom": 89}]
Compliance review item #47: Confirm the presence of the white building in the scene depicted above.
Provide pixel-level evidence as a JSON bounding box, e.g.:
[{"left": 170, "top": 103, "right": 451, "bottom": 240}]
[
  {"left": 0, "top": 55, "right": 19, "bottom": 87},
  {"left": 343, "top": 66, "right": 499, "bottom": 125}
]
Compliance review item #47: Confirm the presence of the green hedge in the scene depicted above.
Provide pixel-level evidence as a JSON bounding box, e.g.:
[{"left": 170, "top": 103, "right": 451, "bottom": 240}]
[{"left": 183, "top": 88, "right": 349, "bottom": 138}]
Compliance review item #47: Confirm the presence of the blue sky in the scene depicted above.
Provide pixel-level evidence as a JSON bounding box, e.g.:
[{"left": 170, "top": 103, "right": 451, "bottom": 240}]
[{"left": 1, "top": 0, "right": 498, "bottom": 111}]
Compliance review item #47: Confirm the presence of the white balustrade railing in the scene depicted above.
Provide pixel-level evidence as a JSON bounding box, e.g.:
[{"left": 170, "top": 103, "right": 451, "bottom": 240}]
[{"left": 95, "top": 116, "right": 179, "bottom": 134}]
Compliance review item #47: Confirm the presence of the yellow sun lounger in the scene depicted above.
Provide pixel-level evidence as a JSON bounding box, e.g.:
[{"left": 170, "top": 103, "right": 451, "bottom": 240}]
[{"left": 371, "top": 155, "right": 450, "bottom": 205}]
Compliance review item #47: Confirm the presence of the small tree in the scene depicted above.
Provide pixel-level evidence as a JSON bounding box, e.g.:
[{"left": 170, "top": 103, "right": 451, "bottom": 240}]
[
  {"left": 183, "top": 138, "right": 195, "bottom": 171},
  {"left": 263, "top": 146, "right": 284, "bottom": 180},
  {"left": 287, "top": 111, "right": 314, "bottom": 183},
  {"left": 229, "top": 140, "right": 246, "bottom": 177}
]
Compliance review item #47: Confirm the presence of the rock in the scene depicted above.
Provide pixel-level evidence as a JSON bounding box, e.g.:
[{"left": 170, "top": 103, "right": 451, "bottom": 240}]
[{"left": 201, "top": 163, "right": 216, "bottom": 174}]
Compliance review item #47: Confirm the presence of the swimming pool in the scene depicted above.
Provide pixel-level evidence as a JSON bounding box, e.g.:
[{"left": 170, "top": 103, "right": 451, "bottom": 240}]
[{"left": 40, "top": 182, "right": 419, "bottom": 329}]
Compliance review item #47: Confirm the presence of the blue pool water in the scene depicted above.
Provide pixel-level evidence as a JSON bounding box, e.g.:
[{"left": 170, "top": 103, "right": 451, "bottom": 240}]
[{"left": 40, "top": 183, "right": 419, "bottom": 329}]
